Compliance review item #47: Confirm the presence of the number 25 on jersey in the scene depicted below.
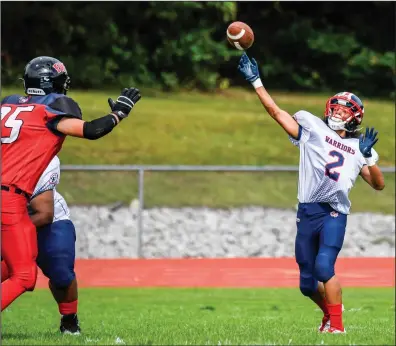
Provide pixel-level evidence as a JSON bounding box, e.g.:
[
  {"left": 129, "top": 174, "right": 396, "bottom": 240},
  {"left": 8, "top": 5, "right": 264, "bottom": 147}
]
[{"left": 1, "top": 105, "right": 34, "bottom": 144}]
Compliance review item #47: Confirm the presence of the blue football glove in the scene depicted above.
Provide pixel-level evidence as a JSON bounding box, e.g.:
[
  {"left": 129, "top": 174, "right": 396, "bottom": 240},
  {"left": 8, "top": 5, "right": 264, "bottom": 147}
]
[
  {"left": 237, "top": 53, "right": 260, "bottom": 83},
  {"left": 359, "top": 127, "right": 379, "bottom": 158}
]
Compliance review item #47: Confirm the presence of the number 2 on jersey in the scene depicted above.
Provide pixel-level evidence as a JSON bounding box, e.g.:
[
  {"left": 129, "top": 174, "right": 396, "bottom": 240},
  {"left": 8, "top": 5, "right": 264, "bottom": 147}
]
[
  {"left": 1, "top": 105, "right": 35, "bottom": 144},
  {"left": 325, "top": 150, "right": 344, "bottom": 181}
]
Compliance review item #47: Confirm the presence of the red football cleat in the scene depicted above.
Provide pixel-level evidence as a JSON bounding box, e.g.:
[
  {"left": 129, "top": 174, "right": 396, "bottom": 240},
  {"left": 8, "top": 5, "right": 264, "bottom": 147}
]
[{"left": 318, "top": 315, "right": 330, "bottom": 332}]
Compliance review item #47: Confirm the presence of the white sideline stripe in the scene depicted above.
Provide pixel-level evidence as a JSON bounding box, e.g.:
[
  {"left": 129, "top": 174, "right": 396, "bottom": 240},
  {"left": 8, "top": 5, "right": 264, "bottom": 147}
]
[{"left": 227, "top": 28, "right": 245, "bottom": 40}]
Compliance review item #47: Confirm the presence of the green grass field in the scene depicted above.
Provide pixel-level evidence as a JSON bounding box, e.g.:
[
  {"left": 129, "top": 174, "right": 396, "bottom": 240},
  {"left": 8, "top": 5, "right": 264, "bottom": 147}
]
[
  {"left": 2, "top": 287, "right": 394, "bottom": 345},
  {"left": 2, "top": 87, "right": 395, "bottom": 213}
]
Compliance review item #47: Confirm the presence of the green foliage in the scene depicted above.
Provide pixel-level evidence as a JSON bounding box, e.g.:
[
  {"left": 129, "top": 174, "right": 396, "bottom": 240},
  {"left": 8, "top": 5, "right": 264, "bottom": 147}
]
[
  {"left": 1, "top": 2, "right": 394, "bottom": 97},
  {"left": 1, "top": 2, "right": 239, "bottom": 91},
  {"left": 235, "top": 2, "right": 395, "bottom": 98}
]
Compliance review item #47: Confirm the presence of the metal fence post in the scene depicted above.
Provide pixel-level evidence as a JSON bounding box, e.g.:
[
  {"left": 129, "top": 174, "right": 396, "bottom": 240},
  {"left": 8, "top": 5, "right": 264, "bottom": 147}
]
[{"left": 137, "top": 168, "right": 145, "bottom": 258}]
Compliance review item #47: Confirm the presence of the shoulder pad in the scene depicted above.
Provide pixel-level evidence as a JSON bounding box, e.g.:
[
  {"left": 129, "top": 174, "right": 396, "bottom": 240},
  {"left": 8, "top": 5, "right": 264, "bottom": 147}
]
[
  {"left": 48, "top": 95, "right": 82, "bottom": 119},
  {"left": 1, "top": 94, "right": 25, "bottom": 105}
]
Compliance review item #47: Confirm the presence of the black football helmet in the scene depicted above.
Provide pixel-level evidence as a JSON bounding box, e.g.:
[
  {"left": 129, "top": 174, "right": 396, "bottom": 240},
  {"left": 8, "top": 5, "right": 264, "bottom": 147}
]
[
  {"left": 22, "top": 56, "right": 71, "bottom": 96},
  {"left": 324, "top": 92, "right": 364, "bottom": 133}
]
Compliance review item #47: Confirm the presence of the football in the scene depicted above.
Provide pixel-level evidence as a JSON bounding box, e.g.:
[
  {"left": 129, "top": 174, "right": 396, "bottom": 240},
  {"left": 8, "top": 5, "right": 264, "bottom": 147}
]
[{"left": 226, "top": 21, "right": 254, "bottom": 50}]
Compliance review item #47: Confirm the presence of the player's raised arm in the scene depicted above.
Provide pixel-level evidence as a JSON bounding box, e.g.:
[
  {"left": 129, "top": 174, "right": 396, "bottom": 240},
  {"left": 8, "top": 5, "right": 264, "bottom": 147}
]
[
  {"left": 359, "top": 127, "right": 385, "bottom": 190},
  {"left": 55, "top": 88, "right": 141, "bottom": 139},
  {"left": 237, "top": 53, "right": 300, "bottom": 139}
]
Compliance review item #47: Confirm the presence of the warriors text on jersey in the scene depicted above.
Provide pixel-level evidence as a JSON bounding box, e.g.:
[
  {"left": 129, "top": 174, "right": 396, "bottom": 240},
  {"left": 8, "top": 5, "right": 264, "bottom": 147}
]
[
  {"left": 30, "top": 156, "right": 70, "bottom": 222},
  {"left": 1, "top": 93, "right": 82, "bottom": 195},
  {"left": 289, "top": 110, "right": 378, "bottom": 214}
]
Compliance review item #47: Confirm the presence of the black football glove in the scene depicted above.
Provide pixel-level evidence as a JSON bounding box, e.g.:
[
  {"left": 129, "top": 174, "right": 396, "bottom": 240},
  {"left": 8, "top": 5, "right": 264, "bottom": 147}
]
[{"left": 108, "top": 87, "right": 141, "bottom": 119}]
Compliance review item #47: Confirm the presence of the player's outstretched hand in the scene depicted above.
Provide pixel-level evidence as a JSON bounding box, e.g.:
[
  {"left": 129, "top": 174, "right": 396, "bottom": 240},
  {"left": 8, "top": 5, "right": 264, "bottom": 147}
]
[
  {"left": 108, "top": 87, "right": 141, "bottom": 119},
  {"left": 237, "top": 53, "right": 260, "bottom": 83},
  {"left": 359, "top": 127, "right": 379, "bottom": 158}
]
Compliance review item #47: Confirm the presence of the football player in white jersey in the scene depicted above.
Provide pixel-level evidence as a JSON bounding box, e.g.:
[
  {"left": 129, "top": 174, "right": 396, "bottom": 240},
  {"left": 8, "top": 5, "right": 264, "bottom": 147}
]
[
  {"left": 238, "top": 53, "right": 385, "bottom": 334},
  {"left": 1, "top": 156, "right": 80, "bottom": 335}
]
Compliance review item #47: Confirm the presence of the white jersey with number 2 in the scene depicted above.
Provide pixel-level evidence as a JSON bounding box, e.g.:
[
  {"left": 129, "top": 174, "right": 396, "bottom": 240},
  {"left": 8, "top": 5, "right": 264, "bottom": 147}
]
[
  {"left": 289, "top": 110, "right": 378, "bottom": 215},
  {"left": 30, "top": 155, "right": 71, "bottom": 222}
]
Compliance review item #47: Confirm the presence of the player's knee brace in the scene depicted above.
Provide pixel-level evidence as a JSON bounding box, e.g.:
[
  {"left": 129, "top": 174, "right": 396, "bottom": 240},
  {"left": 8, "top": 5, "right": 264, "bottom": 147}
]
[
  {"left": 314, "top": 253, "right": 335, "bottom": 283},
  {"left": 48, "top": 266, "right": 75, "bottom": 288},
  {"left": 299, "top": 275, "right": 318, "bottom": 297}
]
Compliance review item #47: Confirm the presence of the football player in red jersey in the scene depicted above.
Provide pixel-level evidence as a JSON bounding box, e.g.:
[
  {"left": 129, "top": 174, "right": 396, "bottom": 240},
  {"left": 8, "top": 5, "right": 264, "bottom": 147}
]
[{"left": 1, "top": 56, "right": 141, "bottom": 311}]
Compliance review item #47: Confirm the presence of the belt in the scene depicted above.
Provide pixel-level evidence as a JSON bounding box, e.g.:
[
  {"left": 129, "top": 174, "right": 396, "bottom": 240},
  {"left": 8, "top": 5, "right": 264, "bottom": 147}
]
[{"left": 1, "top": 185, "right": 30, "bottom": 199}]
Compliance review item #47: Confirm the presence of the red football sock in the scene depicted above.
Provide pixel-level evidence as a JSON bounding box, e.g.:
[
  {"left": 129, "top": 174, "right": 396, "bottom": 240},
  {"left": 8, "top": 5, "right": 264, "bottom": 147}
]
[
  {"left": 327, "top": 303, "right": 344, "bottom": 330},
  {"left": 317, "top": 296, "right": 330, "bottom": 317},
  {"left": 59, "top": 300, "right": 78, "bottom": 315},
  {"left": 1, "top": 261, "right": 10, "bottom": 283}
]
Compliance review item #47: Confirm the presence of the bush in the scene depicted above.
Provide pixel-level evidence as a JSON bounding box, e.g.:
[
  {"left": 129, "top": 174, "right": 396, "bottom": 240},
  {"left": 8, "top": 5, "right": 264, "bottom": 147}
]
[{"left": 1, "top": 1, "right": 394, "bottom": 98}]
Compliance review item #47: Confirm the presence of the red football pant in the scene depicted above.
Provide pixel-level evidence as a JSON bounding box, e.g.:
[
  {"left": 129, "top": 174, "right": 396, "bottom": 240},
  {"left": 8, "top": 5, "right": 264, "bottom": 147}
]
[
  {"left": 1, "top": 190, "right": 38, "bottom": 311},
  {"left": 1, "top": 259, "right": 9, "bottom": 282}
]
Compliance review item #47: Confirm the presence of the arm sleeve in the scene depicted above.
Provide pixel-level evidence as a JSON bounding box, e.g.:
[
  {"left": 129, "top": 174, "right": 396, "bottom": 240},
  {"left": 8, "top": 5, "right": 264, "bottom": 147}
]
[
  {"left": 31, "top": 156, "right": 61, "bottom": 200},
  {"left": 83, "top": 114, "right": 118, "bottom": 140},
  {"left": 1, "top": 96, "right": 9, "bottom": 105}
]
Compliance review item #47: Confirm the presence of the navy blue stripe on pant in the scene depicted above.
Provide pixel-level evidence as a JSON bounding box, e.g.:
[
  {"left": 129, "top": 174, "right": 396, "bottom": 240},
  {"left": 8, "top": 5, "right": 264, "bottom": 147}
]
[
  {"left": 36, "top": 219, "right": 76, "bottom": 288},
  {"left": 295, "top": 203, "right": 347, "bottom": 296}
]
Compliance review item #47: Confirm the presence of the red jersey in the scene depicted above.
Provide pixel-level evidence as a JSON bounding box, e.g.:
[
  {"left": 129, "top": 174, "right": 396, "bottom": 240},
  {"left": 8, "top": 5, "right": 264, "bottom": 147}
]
[{"left": 1, "top": 93, "right": 82, "bottom": 195}]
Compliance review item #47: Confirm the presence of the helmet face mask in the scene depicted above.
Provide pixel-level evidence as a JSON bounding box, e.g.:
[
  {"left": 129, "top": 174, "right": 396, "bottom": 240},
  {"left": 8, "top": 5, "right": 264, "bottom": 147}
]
[
  {"left": 23, "top": 56, "right": 70, "bottom": 96},
  {"left": 324, "top": 92, "right": 364, "bottom": 133}
]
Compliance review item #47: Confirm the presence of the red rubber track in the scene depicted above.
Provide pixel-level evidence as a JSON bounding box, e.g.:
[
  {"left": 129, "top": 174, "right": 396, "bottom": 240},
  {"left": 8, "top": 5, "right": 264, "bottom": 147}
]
[{"left": 35, "top": 257, "right": 395, "bottom": 288}]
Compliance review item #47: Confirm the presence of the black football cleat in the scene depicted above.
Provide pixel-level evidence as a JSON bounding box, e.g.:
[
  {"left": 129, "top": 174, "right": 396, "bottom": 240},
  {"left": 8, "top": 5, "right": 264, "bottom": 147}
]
[{"left": 60, "top": 313, "right": 81, "bottom": 335}]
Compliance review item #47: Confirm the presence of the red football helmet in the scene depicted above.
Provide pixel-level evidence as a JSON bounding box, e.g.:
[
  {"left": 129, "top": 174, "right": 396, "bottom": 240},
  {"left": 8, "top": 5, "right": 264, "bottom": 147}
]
[{"left": 324, "top": 92, "right": 364, "bottom": 132}]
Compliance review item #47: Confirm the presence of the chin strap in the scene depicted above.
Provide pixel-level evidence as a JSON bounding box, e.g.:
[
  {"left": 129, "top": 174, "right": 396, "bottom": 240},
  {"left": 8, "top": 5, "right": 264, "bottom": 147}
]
[
  {"left": 327, "top": 116, "right": 361, "bottom": 134},
  {"left": 327, "top": 117, "right": 348, "bottom": 131}
]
